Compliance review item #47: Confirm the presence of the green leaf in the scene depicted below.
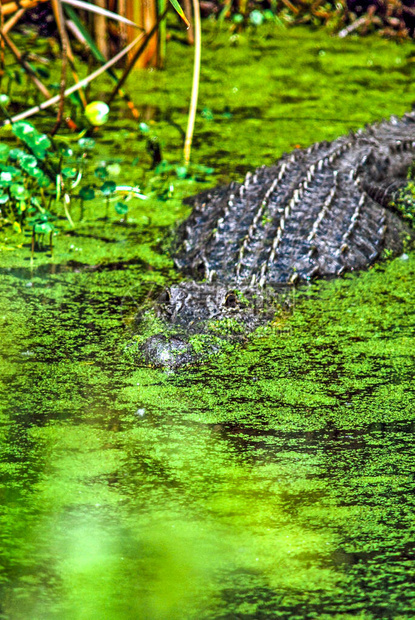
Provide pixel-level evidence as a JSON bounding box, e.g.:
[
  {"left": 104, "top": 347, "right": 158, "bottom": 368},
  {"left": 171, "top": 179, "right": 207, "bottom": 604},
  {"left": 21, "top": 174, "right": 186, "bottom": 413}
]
[
  {"left": 94, "top": 166, "right": 108, "bottom": 179},
  {"left": 59, "top": 146, "right": 74, "bottom": 158},
  {"left": 19, "top": 155, "right": 38, "bottom": 174},
  {"left": 28, "top": 212, "right": 52, "bottom": 225},
  {"left": 0, "top": 166, "right": 20, "bottom": 184},
  {"left": 0, "top": 165, "right": 20, "bottom": 174},
  {"left": 34, "top": 221, "right": 54, "bottom": 234},
  {"left": 21, "top": 154, "right": 37, "bottom": 168},
  {"left": 175, "top": 165, "right": 188, "bottom": 179},
  {"left": 79, "top": 186, "right": 95, "bottom": 201},
  {"left": 28, "top": 168, "right": 50, "bottom": 186},
  {"left": 36, "top": 174, "right": 51, "bottom": 188},
  {"left": 10, "top": 183, "right": 29, "bottom": 201},
  {"left": 31, "top": 167, "right": 45, "bottom": 179},
  {"left": 201, "top": 107, "right": 214, "bottom": 121},
  {"left": 0, "top": 192, "right": 9, "bottom": 204},
  {"left": 168, "top": 0, "right": 190, "bottom": 27},
  {"left": 8, "top": 149, "right": 26, "bottom": 161},
  {"left": 31, "top": 134, "right": 51, "bottom": 160},
  {"left": 12, "top": 121, "right": 37, "bottom": 142},
  {"left": 69, "top": 91, "right": 83, "bottom": 107},
  {"left": 100, "top": 180, "right": 116, "bottom": 195},
  {"left": 61, "top": 167, "right": 77, "bottom": 179},
  {"left": 115, "top": 201, "right": 128, "bottom": 215},
  {"left": 155, "top": 160, "right": 174, "bottom": 174}
]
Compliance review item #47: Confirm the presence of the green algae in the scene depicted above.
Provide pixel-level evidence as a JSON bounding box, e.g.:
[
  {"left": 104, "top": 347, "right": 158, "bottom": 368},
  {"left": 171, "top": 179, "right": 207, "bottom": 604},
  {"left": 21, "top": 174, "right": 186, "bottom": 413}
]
[{"left": 0, "top": 23, "right": 415, "bottom": 620}]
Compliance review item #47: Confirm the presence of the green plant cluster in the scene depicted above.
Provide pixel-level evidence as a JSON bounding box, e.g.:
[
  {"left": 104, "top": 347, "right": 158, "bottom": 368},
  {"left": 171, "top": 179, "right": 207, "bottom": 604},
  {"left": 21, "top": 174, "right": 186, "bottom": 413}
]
[
  {"left": 0, "top": 112, "right": 144, "bottom": 252},
  {"left": 0, "top": 121, "right": 54, "bottom": 236}
]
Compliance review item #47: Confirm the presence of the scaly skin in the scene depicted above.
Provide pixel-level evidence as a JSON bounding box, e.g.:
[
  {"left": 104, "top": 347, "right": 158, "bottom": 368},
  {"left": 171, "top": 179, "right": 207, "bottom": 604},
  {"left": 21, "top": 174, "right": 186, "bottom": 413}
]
[{"left": 140, "top": 113, "right": 415, "bottom": 368}]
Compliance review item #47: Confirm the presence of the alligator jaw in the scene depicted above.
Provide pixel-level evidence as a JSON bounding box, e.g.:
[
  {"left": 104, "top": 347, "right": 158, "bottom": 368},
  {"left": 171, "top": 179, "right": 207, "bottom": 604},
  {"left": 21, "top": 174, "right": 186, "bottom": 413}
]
[{"left": 140, "top": 334, "right": 197, "bottom": 369}]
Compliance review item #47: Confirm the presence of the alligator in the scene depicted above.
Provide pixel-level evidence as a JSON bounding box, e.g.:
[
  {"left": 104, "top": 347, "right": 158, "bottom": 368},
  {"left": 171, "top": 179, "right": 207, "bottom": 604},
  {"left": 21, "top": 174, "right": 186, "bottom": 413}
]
[{"left": 139, "top": 113, "right": 415, "bottom": 368}]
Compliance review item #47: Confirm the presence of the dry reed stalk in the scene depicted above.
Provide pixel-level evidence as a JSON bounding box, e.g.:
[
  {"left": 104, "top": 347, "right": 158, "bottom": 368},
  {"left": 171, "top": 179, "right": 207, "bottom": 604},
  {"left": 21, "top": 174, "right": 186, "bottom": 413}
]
[
  {"left": 107, "top": 6, "right": 169, "bottom": 104},
  {"left": 3, "top": 7, "right": 26, "bottom": 33},
  {"left": 94, "top": 0, "right": 108, "bottom": 59},
  {"left": 50, "top": 0, "right": 68, "bottom": 134},
  {"left": 1, "top": 0, "right": 49, "bottom": 18}
]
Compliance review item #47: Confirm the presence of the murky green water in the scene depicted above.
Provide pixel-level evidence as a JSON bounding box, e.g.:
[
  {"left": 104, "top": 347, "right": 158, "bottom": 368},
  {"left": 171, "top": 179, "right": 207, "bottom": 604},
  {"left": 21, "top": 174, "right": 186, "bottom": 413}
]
[{"left": 1, "top": 24, "right": 415, "bottom": 619}]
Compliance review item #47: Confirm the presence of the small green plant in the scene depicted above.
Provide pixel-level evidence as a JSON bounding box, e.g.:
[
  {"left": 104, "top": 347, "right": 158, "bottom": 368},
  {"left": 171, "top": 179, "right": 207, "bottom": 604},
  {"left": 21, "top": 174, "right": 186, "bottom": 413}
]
[
  {"left": 27, "top": 212, "right": 59, "bottom": 257},
  {"left": 0, "top": 117, "right": 89, "bottom": 235}
]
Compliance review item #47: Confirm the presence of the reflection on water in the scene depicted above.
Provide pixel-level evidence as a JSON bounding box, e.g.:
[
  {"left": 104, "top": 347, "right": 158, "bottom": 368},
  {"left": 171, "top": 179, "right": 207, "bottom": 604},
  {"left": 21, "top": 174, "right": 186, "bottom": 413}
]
[{"left": 1, "top": 23, "right": 415, "bottom": 620}]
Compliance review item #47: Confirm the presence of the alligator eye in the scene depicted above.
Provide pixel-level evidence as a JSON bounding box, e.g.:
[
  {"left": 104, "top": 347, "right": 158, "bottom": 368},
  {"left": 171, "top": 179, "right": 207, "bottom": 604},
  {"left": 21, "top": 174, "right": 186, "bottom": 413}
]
[
  {"left": 224, "top": 292, "right": 238, "bottom": 308},
  {"left": 196, "top": 262, "right": 206, "bottom": 278},
  {"left": 158, "top": 289, "right": 171, "bottom": 304}
]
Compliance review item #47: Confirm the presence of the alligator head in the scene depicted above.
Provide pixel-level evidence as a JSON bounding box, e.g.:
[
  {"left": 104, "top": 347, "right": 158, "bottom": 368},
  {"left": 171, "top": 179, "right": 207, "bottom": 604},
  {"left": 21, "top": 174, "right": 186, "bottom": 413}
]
[{"left": 137, "top": 281, "right": 289, "bottom": 368}]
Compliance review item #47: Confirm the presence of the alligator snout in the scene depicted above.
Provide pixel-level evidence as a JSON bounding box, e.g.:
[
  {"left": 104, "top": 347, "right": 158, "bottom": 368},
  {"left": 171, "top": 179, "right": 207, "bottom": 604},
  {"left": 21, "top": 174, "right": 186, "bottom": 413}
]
[
  {"left": 135, "top": 282, "right": 286, "bottom": 368},
  {"left": 140, "top": 333, "right": 194, "bottom": 368}
]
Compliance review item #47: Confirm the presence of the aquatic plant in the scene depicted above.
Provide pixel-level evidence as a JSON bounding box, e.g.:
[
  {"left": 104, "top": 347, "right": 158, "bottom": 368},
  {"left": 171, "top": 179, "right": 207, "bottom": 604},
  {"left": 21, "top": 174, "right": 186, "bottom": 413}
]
[{"left": 0, "top": 115, "right": 146, "bottom": 251}]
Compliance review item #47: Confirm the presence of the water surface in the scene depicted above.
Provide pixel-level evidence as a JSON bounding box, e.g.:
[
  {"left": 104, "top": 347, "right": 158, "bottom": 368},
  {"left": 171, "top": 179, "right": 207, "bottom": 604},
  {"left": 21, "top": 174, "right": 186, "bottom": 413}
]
[{"left": 1, "top": 24, "right": 415, "bottom": 619}]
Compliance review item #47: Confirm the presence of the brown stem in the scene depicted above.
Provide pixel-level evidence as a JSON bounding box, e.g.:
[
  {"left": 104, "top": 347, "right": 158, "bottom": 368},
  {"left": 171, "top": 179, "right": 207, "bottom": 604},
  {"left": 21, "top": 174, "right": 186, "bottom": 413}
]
[
  {"left": 1, "top": 0, "right": 48, "bottom": 17},
  {"left": 53, "top": 3, "right": 87, "bottom": 109},
  {"left": 50, "top": 0, "right": 68, "bottom": 135},
  {"left": 183, "top": 0, "right": 195, "bottom": 45},
  {"left": 3, "top": 6, "right": 26, "bottom": 34},
  {"left": 0, "top": 29, "right": 51, "bottom": 99},
  {"left": 0, "top": 0, "right": 4, "bottom": 83},
  {"left": 94, "top": 0, "right": 108, "bottom": 60},
  {"left": 118, "top": 0, "right": 128, "bottom": 48},
  {"left": 0, "top": 26, "right": 77, "bottom": 130}
]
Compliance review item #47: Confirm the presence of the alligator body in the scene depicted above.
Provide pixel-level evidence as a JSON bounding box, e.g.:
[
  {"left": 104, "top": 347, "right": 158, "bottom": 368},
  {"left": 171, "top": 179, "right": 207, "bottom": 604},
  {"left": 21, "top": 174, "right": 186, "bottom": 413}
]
[{"left": 140, "top": 113, "right": 415, "bottom": 367}]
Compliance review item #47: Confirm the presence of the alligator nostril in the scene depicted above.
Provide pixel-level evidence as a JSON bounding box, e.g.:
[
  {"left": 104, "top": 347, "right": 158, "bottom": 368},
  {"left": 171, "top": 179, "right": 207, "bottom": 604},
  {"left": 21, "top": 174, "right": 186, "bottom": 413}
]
[
  {"left": 196, "top": 262, "right": 206, "bottom": 278},
  {"left": 224, "top": 292, "right": 238, "bottom": 308}
]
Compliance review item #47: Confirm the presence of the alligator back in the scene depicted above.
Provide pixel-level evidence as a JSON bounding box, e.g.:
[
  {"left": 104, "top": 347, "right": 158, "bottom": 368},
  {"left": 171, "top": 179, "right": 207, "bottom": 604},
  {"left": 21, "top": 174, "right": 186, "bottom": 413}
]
[{"left": 176, "top": 114, "right": 415, "bottom": 286}]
